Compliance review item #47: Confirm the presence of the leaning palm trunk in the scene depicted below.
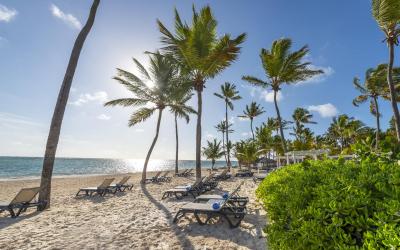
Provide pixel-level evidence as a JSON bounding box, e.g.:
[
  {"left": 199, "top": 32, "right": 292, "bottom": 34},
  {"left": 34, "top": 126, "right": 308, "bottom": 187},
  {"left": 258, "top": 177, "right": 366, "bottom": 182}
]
[
  {"left": 373, "top": 97, "right": 381, "bottom": 149},
  {"left": 142, "top": 109, "right": 163, "bottom": 182},
  {"left": 174, "top": 114, "right": 179, "bottom": 174},
  {"left": 38, "top": 0, "right": 100, "bottom": 210},
  {"left": 225, "top": 101, "right": 231, "bottom": 169},
  {"left": 250, "top": 118, "right": 255, "bottom": 140},
  {"left": 273, "top": 90, "right": 287, "bottom": 152},
  {"left": 387, "top": 41, "right": 400, "bottom": 142},
  {"left": 195, "top": 88, "right": 203, "bottom": 181}
]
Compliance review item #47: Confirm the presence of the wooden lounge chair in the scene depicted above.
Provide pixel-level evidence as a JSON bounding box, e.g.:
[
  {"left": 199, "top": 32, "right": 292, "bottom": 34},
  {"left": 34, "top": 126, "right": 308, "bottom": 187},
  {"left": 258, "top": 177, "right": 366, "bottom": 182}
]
[
  {"left": 145, "top": 171, "right": 162, "bottom": 183},
  {"left": 195, "top": 181, "right": 249, "bottom": 207},
  {"left": 0, "top": 187, "right": 44, "bottom": 218},
  {"left": 162, "top": 177, "right": 206, "bottom": 200},
  {"left": 76, "top": 178, "right": 115, "bottom": 197},
  {"left": 173, "top": 191, "right": 247, "bottom": 228},
  {"left": 110, "top": 176, "right": 133, "bottom": 192},
  {"left": 202, "top": 173, "right": 218, "bottom": 191}
]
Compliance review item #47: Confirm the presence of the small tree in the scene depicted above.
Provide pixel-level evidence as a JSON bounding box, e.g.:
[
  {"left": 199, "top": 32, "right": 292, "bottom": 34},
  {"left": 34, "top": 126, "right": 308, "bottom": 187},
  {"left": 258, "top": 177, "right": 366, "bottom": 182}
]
[{"left": 202, "top": 139, "right": 225, "bottom": 170}]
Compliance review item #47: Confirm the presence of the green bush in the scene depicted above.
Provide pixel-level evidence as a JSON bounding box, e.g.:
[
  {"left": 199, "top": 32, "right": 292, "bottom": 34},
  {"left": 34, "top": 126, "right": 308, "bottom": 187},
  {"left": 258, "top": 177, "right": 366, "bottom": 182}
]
[{"left": 256, "top": 156, "right": 400, "bottom": 249}]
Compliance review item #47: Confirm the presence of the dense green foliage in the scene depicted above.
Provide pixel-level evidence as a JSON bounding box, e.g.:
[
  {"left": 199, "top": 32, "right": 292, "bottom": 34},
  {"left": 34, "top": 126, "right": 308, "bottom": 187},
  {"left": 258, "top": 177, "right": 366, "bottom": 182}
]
[{"left": 256, "top": 154, "right": 400, "bottom": 249}]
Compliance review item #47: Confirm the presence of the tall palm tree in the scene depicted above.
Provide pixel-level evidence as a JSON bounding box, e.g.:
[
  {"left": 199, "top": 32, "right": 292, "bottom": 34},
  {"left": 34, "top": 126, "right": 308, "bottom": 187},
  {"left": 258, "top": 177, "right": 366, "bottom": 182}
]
[
  {"left": 291, "top": 107, "right": 316, "bottom": 141},
  {"left": 372, "top": 0, "right": 400, "bottom": 141},
  {"left": 238, "top": 102, "right": 265, "bottom": 140},
  {"left": 242, "top": 38, "right": 323, "bottom": 152},
  {"left": 157, "top": 5, "right": 246, "bottom": 180},
  {"left": 105, "top": 52, "right": 192, "bottom": 182},
  {"left": 352, "top": 67, "right": 388, "bottom": 149},
  {"left": 38, "top": 0, "right": 100, "bottom": 210},
  {"left": 170, "top": 89, "right": 196, "bottom": 175},
  {"left": 214, "top": 82, "right": 241, "bottom": 169},
  {"left": 215, "top": 121, "right": 233, "bottom": 164},
  {"left": 202, "top": 139, "right": 225, "bottom": 170}
]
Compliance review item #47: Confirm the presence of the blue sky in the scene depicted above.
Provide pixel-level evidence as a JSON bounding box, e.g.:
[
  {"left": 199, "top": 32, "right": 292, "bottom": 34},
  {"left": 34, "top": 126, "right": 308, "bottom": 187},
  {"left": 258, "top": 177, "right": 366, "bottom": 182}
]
[{"left": 0, "top": 0, "right": 394, "bottom": 159}]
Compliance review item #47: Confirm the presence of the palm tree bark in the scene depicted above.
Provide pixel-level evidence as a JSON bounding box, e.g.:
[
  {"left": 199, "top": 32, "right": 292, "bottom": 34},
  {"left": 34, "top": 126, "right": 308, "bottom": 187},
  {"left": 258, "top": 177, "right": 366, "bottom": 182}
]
[
  {"left": 273, "top": 89, "right": 287, "bottom": 152},
  {"left": 174, "top": 113, "right": 179, "bottom": 174},
  {"left": 221, "top": 131, "right": 227, "bottom": 164},
  {"left": 142, "top": 109, "right": 163, "bottom": 182},
  {"left": 195, "top": 88, "right": 202, "bottom": 181},
  {"left": 373, "top": 96, "right": 381, "bottom": 149},
  {"left": 225, "top": 101, "right": 231, "bottom": 169},
  {"left": 387, "top": 40, "right": 400, "bottom": 142},
  {"left": 38, "top": 0, "right": 100, "bottom": 210},
  {"left": 250, "top": 118, "right": 255, "bottom": 140}
]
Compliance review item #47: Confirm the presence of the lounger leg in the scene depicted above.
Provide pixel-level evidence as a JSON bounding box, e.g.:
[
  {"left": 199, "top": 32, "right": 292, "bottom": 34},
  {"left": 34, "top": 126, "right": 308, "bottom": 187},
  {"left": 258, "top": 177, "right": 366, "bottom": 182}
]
[
  {"left": 173, "top": 210, "right": 185, "bottom": 223},
  {"left": 8, "top": 208, "right": 16, "bottom": 218},
  {"left": 194, "top": 211, "right": 211, "bottom": 225},
  {"left": 174, "top": 192, "right": 184, "bottom": 200}
]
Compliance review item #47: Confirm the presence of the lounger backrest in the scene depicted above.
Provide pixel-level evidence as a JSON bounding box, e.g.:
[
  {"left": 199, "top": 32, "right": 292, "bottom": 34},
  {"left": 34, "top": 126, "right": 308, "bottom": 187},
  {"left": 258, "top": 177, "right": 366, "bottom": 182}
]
[
  {"left": 154, "top": 172, "right": 162, "bottom": 178},
  {"left": 10, "top": 187, "right": 41, "bottom": 205},
  {"left": 227, "top": 181, "right": 244, "bottom": 200},
  {"left": 98, "top": 178, "right": 115, "bottom": 189},
  {"left": 192, "top": 176, "right": 206, "bottom": 188},
  {"left": 118, "top": 176, "right": 130, "bottom": 185},
  {"left": 220, "top": 169, "right": 228, "bottom": 176},
  {"left": 203, "top": 173, "right": 215, "bottom": 183},
  {"left": 161, "top": 171, "right": 169, "bottom": 177}
]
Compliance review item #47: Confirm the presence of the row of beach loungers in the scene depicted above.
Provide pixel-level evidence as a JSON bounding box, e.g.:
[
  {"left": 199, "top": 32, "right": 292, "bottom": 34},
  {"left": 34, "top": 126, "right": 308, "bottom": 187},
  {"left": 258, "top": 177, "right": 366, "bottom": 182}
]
[{"left": 1, "top": 168, "right": 258, "bottom": 228}]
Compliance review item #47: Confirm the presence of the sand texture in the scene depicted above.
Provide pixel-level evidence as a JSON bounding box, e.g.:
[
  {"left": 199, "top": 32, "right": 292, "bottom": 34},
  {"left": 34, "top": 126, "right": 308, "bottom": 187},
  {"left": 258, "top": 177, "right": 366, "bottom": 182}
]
[{"left": 0, "top": 170, "right": 267, "bottom": 249}]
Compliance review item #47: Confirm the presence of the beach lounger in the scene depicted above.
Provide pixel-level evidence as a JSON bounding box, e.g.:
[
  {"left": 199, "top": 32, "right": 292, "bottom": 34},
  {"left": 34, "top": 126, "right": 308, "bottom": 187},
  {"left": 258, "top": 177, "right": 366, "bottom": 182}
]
[
  {"left": 195, "top": 181, "right": 249, "bottom": 207},
  {"left": 175, "top": 169, "right": 188, "bottom": 177},
  {"left": 145, "top": 171, "right": 162, "bottom": 183},
  {"left": 76, "top": 178, "right": 115, "bottom": 197},
  {"left": 176, "top": 169, "right": 194, "bottom": 177},
  {"left": 235, "top": 169, "right": 254, "bottom": 177},
  {"left": 213, "top": 169, "right": 232, "bottom": 181},
  {"left": 162, "top": 177, "right": 206, "bottom": 200},
  {"left": 0, "top": 187, "right": 44, "bottom": 218},
  {"left": 157, "top": 171, "right": 172, "bottom": 182},
  {"left": 253, "top": 173, "right": 267, "bottom": 183},
  {"left": 202, "top": 173, "right": 218, "bottom": 191},
  {"left": 173, "top": 191, "right": 247, "bottom": 228},
  {"left": 110, "top": 176, "right": 133, "bottom": 192}
]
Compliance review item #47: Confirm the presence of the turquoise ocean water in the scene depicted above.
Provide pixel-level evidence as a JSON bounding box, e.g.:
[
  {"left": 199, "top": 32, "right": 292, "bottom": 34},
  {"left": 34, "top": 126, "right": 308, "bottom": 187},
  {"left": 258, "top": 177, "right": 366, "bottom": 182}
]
[{"left": 0, "top": 157, "right": 233, "bottom": 180}]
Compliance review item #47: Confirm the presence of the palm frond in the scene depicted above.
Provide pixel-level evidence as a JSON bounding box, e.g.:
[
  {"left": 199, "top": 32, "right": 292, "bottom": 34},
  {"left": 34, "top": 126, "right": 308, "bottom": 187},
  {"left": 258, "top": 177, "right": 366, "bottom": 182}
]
[{"left": 128, "top": 107, "right": 156, "bottom": 127}]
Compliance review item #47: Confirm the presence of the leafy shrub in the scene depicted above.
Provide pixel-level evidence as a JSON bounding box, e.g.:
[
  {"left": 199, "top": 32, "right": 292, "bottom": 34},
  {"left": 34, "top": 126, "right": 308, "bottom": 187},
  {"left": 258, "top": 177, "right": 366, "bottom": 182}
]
[{"left": 256, "top": 155, "right": 400, "bottom": 249}]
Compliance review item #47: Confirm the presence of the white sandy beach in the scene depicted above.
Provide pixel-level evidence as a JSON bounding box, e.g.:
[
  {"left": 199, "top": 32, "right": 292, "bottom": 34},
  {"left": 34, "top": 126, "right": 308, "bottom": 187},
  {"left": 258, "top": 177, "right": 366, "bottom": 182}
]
[{"left": 0, "top": 170, "right": 267, "bottom": 250}]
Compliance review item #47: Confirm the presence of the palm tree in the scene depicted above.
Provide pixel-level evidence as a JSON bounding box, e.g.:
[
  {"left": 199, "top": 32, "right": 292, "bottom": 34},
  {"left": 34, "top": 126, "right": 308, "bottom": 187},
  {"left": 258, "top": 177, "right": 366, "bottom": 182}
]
[
  {"left": 235, "top": 140, "right": 266, "bottom": 169},
  {"left": 214, "top": 82, "right": 241, "bottom": 169},
  {"left": 242, "top": 38, "right": 323, "bottom": 152},
  {"left": 38, "top": 0, "right": 100, "bottom": 210},
  {"left": 157, "top": 5, "right": 246, "bottom": 180},
  {"left": 291, "top": 107, "right": 316, "bottom": 141},
  {"left": 372, "top": 0, "right": 400, "bottom": 141},
  {"left": 170, "top": 89, "right": 196, "bottom": 175},
  {"left": 255, "top": 123, "right": 274, "bottom": 160},
  {"left": 326, "top": 115, "right": 365, "bottom": 152},
  {"left": 105, "top": 52, "right": 192, "bottom": 182},
  {"left": 215, "top": 121, "right": 233, "bottom": 164},
  {"left": 352, "top": 67, "right": 388, "bottom": 149},
  {"left": 238, "top": 102, "right": 265, "bottom": 140},
  {"left": 202, "top": 139, "right": 225, "bottom": 170}
]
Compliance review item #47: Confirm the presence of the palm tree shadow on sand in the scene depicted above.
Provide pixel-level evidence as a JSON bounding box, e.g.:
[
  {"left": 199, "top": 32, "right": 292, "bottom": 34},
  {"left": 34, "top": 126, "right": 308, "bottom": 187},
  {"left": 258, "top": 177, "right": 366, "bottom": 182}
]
[{"left": 140, "top": 183, "right": 195, "bottom": 250}]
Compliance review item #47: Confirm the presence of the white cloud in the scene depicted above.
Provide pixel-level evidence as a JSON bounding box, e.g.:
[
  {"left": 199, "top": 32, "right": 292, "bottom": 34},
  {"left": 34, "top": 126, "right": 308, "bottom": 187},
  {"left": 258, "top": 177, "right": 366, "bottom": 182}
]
[
  {"left": 0, "top": 4, "right": 17, "bottom": 22},
  {"left": 298, "top": 66, "right": 334, "bottom": 85},
  {"left": 238, "top": 116, "right": 249, "bottom": 121},
  {"left": 69, "top": 91, "right": 108, "bottom": 106},
  {"left": 308, "top": 103, "right": 338, "bottom": 118},
  {"left": 205, "top": 132, "right": 216, "bottom": 140},
  {"left": 241, "top": 132, "right": 251, "bottom": 137},
  {"left": 261, "top": 90, "right": 282, "bottom": 103},
  {"left": 135, "top": 128, "right": 144, "bottom": 133},
  {"left": 97, "top": 114, "right": 111, "bottom": 120},
  {"left": 50, "top": 4, "right": 82, "bottom": 30},
  {"left": 0, "top": 112, "right": 43, "bottom": 127}
]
